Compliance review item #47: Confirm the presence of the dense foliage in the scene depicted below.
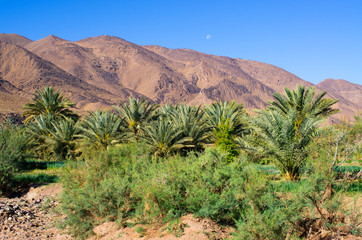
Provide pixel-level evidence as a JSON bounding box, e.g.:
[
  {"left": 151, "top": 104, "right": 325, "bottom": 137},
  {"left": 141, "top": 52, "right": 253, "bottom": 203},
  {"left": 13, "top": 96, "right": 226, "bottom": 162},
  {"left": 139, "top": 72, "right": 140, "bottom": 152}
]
[
  {"left": 0, "top": 122, "right": 29, "bottom": 195},
  {"left": 23, "top": 87, "right": 78, "bottom": 124},
  {"left": 1, "top": 85, "right": 360, "bottom": 239},
  {"left": 59, "top": 143, "right": 360, "bottom": 239}
]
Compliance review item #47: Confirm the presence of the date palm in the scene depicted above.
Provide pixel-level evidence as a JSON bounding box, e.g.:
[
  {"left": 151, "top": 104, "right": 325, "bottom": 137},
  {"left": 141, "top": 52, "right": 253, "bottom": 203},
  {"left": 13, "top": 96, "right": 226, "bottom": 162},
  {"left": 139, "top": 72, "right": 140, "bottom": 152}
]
[
  {"left": 205, "top": 100, "right": 248, "bottom": 138},
  {"left": 26, "top": 115, "right": 82, "bottom": 160},
  {"left": 245, "top": 86, "right": 339, "bottom": 180},
  {"left": 23, "top": 87, "right": 78, "bottom": 124},
  {"left": 114, "top": 97, "right": 158, "bottom": 137},
  {"left": 47, "top": 119, "right": 82, "bottom": 160},
  {"left": 169, "top": 104, "right": 211, "bottom": 152},
  {"left": 141, "top": 117, "right": 190, "bottom": 157},
  {"left": 80, "top": 111, "right": 126, "bottom": 149},
  {"left": 251, "top": 109, "right": 321, "bottom": 180},
  {"left": 205, "top": 101, "right": 248, "bottom": 159},
  {"left": 25, "top": 114, "right": 56, "bottom": 159},
  {"left": 269, "top": 85, "right": 339, "bottom": 125}
]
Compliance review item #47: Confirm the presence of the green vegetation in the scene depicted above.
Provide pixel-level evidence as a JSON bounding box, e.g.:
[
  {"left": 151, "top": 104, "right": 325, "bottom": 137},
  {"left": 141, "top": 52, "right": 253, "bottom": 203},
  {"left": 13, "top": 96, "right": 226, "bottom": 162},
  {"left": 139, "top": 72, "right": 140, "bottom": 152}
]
[
  {"left": 14, "top": 172, "right": 59, "bottom": 184},
  {"left": 23, "top": 86, "right": 78, "bottom": 124},
  {"left": 80, "top": 111, "right": 125, "bottom": 149},
  {"left": 114, "top": 97, "right": 158, "bottom": 137},
  {"left": 0, "top": 122, "right": 29, "bottom": 195},
  {"left": 1, "top": 85, "right": 361, "bottom": 239},
  {"left": 205, "top": 100, "right": 248, "bottom": 161}
]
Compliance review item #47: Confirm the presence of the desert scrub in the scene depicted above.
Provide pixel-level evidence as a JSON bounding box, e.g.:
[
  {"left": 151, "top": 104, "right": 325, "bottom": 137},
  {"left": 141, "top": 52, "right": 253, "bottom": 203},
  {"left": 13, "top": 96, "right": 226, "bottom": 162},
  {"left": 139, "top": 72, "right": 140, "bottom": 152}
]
[
  {"left": 59, "top": 145, "right": 246, "bottom": 238},
  {"left": 59, "top": 143, "right": 146, "bottom": 239},
  {"left": 59, "top": 142, "right": 359, "bottom": 239},
  {"left": 234, "top": 161, "right": 360, "bottom": 239},
  {"left": 0, "top": 122, "right": 29, "bottom": 195}
]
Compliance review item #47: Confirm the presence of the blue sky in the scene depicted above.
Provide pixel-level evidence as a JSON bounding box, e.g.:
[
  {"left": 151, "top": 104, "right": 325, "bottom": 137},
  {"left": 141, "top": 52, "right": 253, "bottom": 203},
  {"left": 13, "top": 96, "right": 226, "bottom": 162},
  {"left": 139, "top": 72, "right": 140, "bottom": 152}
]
[{"left": 1, "top": 0, "right": 361, "bottom": 85}]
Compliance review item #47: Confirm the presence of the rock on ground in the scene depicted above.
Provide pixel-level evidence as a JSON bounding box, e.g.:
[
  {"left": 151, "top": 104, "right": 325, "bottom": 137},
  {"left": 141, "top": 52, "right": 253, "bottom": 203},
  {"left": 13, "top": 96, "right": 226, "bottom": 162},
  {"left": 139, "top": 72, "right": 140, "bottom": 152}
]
[{"left": 0, "top": 183, "right": 71, "bottom": 240}]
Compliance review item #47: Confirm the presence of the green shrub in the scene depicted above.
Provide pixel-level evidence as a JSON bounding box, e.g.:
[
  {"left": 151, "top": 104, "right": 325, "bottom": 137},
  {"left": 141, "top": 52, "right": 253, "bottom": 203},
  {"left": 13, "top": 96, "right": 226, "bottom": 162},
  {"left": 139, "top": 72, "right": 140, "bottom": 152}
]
[
  {"left": 0, "top": 123, "right": 29, "bottom": 195},
  {"left": 213, "top": 119, "right": 240, "bottom": 161},
  {"left": 233, "top": 160, "right": 359, "bottom": 239},
  {"left": 59, "top": 146, "right": 142, "bottom": 239},
  {"left": 0, "top": 161, "right": 15, "bottom": 195},
  {"left": 59, "top": 145, "right": 246, "bottom": 238},
  {"left": 185, "top": 150, "right": 244, "bottom": 224},
  {"left": 234, "top": 165, "right": 295, "bottom": 240},
  {"left": 135, "top": 226, "right": 146, "bottom": 237},
  {"left": 59, "top": 141, "right": 359, "bottom": 239}
]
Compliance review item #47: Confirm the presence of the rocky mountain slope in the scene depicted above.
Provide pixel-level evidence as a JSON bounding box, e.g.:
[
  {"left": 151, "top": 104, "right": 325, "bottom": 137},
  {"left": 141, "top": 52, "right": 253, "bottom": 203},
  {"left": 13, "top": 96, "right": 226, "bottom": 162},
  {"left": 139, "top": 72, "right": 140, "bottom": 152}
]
[
  {"left": 0, "top": 33, "right": 32, "bottom": 47},
  {"left": 25, "top": 35, "right": 199, "bottom": 104},
  {"left": 0, "top": 77, "right": 29, "bottom": 115},
  {"left": 0, "top": 41, "right": 146, "bottom": 114},
  {"left": 318, "top": 79, "right": 362, "bottom": 109},
  {"left": 0, "top": 33, "right": 360, "bottom": 120}
]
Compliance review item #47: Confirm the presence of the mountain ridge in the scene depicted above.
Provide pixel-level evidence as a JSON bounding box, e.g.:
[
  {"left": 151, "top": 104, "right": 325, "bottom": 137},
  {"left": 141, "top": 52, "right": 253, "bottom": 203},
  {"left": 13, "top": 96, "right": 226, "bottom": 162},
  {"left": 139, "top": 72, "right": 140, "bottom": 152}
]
[{"left": 0, "top": 33, "right": 360, "bottom": 121}]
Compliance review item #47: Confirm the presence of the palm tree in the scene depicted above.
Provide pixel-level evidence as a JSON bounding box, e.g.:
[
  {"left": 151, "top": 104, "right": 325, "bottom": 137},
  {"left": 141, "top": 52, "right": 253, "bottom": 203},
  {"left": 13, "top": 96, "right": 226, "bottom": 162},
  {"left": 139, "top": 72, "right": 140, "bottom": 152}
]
[
  {"left": 169, "top": 104, "right": 211, "bottom": 152},
  {"left": 204, "top": 101, "right": 248, "bottom": 160},
  {"left": 25, "top": 114, "right": 56, "bottom": 159},
  {"left": 269, "top": 85, "right": 339, "bottom": 125},
  {"left": 80, "top": 111, "right": 126, "bottom": 149},
  {"left": 158, "top": 104, "right": 177, "bottom": 117},
  {"left": 113, "top": 97, "right": 158, "bottom": 137},
  {"left": 47, "top": 119, "right": 82, "bottom": 160},
  {"left": 204, "top": 100, "right": 248, "bottom": 138},
  {"left": 242, "top": 86, "right": 339, "bottom": 180},
  {"left": 250, "top": 109, "right": 321, "bottom": 180},
  {"left": 26, "top": 115, "right": 82, "bottom": 160},
  {"left": 141, "top": 117, "right": 190, "bottom": 157},
  {"left": 23, "top": 87, "right": 79, "bottom": 124}
]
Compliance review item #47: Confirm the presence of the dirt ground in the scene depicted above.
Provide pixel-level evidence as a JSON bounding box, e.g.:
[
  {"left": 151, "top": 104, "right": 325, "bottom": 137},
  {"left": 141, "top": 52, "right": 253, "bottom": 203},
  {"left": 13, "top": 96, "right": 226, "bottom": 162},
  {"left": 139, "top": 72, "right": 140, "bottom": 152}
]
[
  {"left": 89, "top": 214, "right": 233, "bottom": 240},
  {"left": 0, "top": 183, "right": 71, "bottom": 240}
]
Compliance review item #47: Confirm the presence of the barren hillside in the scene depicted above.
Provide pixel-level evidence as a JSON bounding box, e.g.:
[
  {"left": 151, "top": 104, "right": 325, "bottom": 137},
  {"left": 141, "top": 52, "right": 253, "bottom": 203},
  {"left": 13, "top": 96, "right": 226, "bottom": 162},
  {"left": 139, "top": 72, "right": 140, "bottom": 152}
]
[
  {"left": 0, "top": 33, "right": 360, "bottom": 120},
  {"left": 0, "top": 33, "right": 32, "bottom": 47},
  {"left": 0, "top": 41, "right": 121, "bottom": 111},
  {"left": 318, "top": 79, "right": 362, "bottom": 109},
  {"left": 0, "top": 77, "right": 29, "bottom": 114},
  {"left": 26, "top": 35, "right": 198, "bottom": 104}
]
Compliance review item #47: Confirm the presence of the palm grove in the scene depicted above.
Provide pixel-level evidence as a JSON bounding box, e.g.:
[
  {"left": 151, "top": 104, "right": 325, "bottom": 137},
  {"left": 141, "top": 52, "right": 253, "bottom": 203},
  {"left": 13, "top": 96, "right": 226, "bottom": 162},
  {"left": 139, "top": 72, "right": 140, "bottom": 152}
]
[
  {"left": 20, "top": 86, "right": 337, "bottom": 179},
  {"left": 1, "top": 85, "right": 361, "bottom": 239}
]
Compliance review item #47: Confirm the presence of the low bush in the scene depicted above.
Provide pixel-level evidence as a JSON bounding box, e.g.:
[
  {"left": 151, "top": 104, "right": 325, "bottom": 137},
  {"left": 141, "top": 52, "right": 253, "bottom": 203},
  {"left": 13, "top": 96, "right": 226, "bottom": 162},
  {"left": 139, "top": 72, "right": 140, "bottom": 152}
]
[
  {"left": 234, "top": 163, "right": 359, "bottom": 239},
  {"left": 0, "top": 123, "right": 29, "bottom": 195},
  {"left": 59, "top": 142, "right": 361, "bottom": 239},
  {"left": 59, "top": 145, "right": 246, "bottom": 238},
  {"left": 59, "top": 143, "right": 147, "bottom": 238}
]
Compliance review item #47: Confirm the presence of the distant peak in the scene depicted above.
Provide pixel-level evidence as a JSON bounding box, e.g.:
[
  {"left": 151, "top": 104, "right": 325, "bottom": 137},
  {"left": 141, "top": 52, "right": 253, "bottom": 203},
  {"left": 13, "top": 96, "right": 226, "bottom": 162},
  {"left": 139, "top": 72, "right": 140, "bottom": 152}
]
[
  {"left": 76, "top": 35, "right": 136, "bottom": 47},
  {"left": 99, "top": 35, "right": 117, "bottom": 38},
  {"left": 80, "top": 35, "right": 125, "bottom": 42},
  {"left": 319, "top": 78, "right": 347, "bottom": 84},
  {"left": 0, "top": 33, "right": 33, "bottom": 47},
  {"left": 145, "top": 45, "right": 169, "bottom": 49},
  {"left": 45, "top": 35, "right": 65, "bottom": 41},
  {"left": 0, "top": 33, "right": 24, "bottom": 37},
  {"left": 318, "top": 79, "right": 362, "bottom": 88}
]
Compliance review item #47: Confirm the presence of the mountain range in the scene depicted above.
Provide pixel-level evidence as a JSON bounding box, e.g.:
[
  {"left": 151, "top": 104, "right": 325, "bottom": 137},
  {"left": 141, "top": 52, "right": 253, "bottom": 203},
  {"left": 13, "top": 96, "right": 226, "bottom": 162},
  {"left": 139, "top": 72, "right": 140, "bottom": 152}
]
[{"left": 0, "top": 33, "right": 360, "bottom": 122}]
